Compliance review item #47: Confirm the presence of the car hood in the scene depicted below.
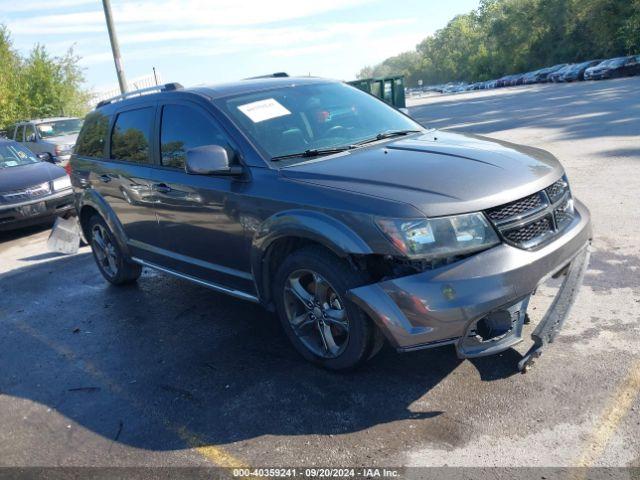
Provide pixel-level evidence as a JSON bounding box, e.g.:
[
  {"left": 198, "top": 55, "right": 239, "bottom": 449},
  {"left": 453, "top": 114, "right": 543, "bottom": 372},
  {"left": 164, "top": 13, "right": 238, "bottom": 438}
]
[
  {"left": 280, "top": 130, "right": 564, "bottom": 217},
  {"left": 0, "top": 161, "right": 66, "bottom": 194}
]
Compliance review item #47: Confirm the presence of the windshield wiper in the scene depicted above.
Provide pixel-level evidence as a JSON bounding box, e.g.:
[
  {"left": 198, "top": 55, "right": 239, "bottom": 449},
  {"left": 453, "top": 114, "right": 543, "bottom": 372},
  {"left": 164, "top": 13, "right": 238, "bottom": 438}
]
[
  {"left": 355, "top": 129, "right": 422, "bottom": 146},
  {"left": 271, "top": 145, "right": 356, "bottom": 162}
]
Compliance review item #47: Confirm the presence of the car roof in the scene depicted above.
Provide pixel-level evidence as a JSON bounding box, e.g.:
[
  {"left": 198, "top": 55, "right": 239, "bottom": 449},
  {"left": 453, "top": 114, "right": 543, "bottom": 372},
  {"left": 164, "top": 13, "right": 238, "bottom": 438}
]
[
  {"left": 188, "top": 76, "right": 339, "bottom": 100},
  {"left": 16, "top": 117, "right": 79, "bottom": 125},
  {"left": 95, "top": 76, "right": 341, "bottom": 112}
]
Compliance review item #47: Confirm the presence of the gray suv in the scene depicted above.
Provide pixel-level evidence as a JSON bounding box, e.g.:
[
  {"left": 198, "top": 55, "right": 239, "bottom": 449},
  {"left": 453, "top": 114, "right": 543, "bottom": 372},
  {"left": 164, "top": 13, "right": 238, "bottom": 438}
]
[
  {"left": 10, "top": 117, "right": 82, "bottom": 165},
  {"left": 71, "top": 78, "right": 592, "bottom": 371}
]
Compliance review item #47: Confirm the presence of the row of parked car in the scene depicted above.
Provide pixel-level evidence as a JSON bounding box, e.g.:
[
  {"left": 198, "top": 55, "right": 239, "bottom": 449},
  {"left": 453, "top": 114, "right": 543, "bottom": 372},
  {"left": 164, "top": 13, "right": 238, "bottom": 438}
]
[{"left": 413, "top": 54, "right": 640, "bottom": 94}]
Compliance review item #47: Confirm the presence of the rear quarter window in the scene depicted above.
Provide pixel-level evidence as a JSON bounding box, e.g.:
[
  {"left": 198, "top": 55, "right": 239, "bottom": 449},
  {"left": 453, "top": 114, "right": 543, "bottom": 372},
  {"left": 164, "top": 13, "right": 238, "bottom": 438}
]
[{"left": 75, "top": 111, "right": 110, "bottom": 158}]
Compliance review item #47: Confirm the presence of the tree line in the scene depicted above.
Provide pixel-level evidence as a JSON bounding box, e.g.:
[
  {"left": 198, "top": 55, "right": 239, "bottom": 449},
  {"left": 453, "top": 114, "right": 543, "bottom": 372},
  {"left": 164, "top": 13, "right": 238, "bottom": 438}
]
[
  {"left": 358, "top": 0, "right": 640, "bottom": 86},
  {"left": 0, "top": 25, "right": 89, "bottom": 132}
]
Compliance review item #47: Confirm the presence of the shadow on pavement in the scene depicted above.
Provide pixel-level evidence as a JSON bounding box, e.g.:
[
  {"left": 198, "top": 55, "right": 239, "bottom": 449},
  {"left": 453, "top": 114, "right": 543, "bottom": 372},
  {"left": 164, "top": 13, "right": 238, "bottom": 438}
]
[
  {"left": 0, "top": 252, "right": 522, "bottom": 454},
  {"left": 0, "top": 222, "right": 52, "bottom": 244}
]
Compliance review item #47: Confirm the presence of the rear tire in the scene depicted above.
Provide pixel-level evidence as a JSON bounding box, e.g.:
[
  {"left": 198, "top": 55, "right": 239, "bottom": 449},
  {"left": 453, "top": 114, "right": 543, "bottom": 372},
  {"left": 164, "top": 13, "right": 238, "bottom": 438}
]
[
  {"left": 88, "top": 215, "right": 141, "bottom": 285},
  {"left": 274, "top": 245, "right": 383, "bottom": 370}
]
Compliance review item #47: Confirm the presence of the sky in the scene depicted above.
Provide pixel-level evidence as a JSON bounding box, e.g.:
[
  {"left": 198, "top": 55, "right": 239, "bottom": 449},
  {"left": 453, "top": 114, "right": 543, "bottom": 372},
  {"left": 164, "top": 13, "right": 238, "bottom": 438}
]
[{"left": 0, "top": 0, "right": 480, "bottom": 93}]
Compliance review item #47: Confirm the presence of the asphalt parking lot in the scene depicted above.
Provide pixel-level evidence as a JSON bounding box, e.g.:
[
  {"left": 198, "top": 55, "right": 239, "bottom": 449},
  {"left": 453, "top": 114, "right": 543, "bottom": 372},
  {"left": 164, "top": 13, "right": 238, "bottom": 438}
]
[{"left": 1, "top": 77, "right": 639, "bottom": 469}]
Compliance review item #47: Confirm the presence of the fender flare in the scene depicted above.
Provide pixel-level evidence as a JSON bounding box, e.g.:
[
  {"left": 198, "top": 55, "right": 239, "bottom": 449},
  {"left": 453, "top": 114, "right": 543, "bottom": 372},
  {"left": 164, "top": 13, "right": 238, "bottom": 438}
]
[
  {"left": 251, "top": 209, "right": 373, "bottom": 303},
  {"left": 77, "top": 189, "right": 131, "bottom": 257}
]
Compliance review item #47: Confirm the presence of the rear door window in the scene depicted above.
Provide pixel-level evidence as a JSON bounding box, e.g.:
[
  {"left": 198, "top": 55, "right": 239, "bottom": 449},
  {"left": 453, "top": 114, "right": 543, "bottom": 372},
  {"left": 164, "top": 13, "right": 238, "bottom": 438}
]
[
  {"left": 76, "top": 111, "right": 110, "bottom": 158},
  {"left": 16, "top": 125, "right": 25, "bottom": 142},
  {"left": 110, "top": 107, "right": 154, "bottom": 163},
  {"left": 24, "top": 124, "right": 36, "bottom": 142},
  {"left": 159, "top": 104, "right": 230, "bottom": 169}
]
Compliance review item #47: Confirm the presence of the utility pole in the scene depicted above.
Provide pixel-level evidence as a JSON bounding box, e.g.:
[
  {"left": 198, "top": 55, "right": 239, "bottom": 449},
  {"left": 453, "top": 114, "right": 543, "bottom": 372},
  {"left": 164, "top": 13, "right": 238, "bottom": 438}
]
[{"left": 102, "top": 0, "right": 127, "bottom": 93}]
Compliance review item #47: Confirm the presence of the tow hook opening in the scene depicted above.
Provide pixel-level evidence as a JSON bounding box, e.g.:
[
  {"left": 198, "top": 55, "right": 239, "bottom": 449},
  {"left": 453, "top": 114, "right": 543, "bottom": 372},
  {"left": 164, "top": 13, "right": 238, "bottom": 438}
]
[
  {"left": 474, "top": 310, "right": 513, "bottom": 342},
  {"left": 457, "top": 298, "right": 530, "bottom": 359}
]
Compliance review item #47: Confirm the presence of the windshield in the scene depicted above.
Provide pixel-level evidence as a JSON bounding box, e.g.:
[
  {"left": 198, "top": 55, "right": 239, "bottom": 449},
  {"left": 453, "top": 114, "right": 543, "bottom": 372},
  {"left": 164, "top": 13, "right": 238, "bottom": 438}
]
[
  {"left": 36, "top": 119, "right": 83, "bottom": 138},
  {"left": 0, "top": 142, "right": 40, "bottom": 169},
  {"left": 602, "top": 57, "right": 626, "bottom": 68},
  {"left": 217, "top": 82, "right": 423, "bottom": 161}
]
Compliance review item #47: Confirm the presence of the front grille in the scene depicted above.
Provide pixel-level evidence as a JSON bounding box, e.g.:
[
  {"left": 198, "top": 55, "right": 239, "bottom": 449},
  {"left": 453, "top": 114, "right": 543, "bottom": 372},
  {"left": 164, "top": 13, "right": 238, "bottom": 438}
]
[
  {"left": 485, "top": 176, "right": 576, "bottom": 250},
  {"left": 504, "top": 216, "right": 553, "bottom": 244},
  {"left": 486, "top": 192, "right": 546, "bottom": 223},
  {"left": 0, "top": 182, "right": 51, "bottom": 204},
  {"left": 545, "top": 178, "right": 568, "bottom": 202},
  {"left": 554, "top": 197, "right": 574, "bottom": 229}
]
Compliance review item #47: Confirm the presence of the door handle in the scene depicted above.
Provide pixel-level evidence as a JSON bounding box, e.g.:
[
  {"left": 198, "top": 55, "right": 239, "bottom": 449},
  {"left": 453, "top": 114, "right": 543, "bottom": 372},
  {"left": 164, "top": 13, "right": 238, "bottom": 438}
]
[
  {"left": 153, "top": 183, "right": 172, "bottom": 193},
  {"left": 99, "top": 174, "right": 111, "bottom": 183}
]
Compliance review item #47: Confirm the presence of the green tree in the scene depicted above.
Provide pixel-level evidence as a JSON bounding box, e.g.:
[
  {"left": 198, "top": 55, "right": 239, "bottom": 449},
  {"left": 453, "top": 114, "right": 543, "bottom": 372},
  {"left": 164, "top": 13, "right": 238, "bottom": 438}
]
[
  {"left": 0, "top": 25, "right": 89, "bottom": 131},
  {"left": 360, "top": 0, "right": 640, "bottom": 87},
  {"left": 0, "top": 26, "right": 21, "bottom": 130}
]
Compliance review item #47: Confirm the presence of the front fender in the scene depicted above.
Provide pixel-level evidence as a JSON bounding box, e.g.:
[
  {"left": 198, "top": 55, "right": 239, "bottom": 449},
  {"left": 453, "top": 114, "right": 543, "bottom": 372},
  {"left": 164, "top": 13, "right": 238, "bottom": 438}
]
[
  {"left": 251, "top": 209, "right": 373, "bottom": 302},
  {"left": 76, "top": 188, "right": 131, "bottom": 257}
]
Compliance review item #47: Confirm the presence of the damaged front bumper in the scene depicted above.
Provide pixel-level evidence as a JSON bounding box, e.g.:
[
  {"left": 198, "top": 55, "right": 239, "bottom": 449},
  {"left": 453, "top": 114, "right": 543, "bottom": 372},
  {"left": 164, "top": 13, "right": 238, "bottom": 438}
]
[{"left": 347, "top": 199, "right": 592, "bottom": 370}]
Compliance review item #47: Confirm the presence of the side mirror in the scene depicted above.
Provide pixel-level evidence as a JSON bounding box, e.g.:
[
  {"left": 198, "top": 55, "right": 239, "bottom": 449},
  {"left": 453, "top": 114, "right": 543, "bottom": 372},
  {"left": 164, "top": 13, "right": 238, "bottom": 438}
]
[
  {"left": 27, "top": 133, "right": 37, "bottom": 142},
  {"left": 185, "top": 145, "right": 242, "bottom": 176},
  {"left": 37, "top": 152, "right": 51, "bottom": 161}
]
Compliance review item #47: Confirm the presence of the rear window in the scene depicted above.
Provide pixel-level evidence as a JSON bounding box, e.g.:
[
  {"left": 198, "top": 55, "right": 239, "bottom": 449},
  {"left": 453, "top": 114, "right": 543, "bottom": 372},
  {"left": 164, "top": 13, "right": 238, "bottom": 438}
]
[
  {"left": 36, "top": 119, "right": 83, "bottom": 138},
  {"left": 76, "top": 112, "right": 110, "bottom": 158},
  {"left": 110, "top": 107, "right": 154, "bottom": 163}
]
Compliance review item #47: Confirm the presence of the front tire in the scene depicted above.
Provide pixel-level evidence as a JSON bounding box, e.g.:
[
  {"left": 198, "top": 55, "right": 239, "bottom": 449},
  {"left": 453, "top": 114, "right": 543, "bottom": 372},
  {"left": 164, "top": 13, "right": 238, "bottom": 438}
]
[
  {"left": 88, "top": 215, "right": 141, "bottom": 285},
  {"left": 274, "top": 246, "right": 383, "bottom": 370}
]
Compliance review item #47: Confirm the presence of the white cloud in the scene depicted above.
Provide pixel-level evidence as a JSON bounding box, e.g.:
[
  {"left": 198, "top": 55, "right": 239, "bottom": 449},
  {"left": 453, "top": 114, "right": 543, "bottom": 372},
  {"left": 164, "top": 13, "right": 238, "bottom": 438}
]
[
  {"left": 74, "top": 18, "right": 415, "bottom": 66},
  {"left": 3, "top": 0, "right": 427, "bottom": 87},
  {"left": 7, "top": 0, "right": 376, "bottom": 35},
  {"left": 269, "top": 43, "right": 342, "bottom": 58},
  {"left": 0, "top": 0, "right": 95, "bottom": 13}
]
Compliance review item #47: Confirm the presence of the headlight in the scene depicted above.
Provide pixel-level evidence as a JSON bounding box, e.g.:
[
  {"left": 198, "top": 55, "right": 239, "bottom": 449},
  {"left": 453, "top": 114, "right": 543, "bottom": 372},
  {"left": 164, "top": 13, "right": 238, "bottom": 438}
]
[
  {"left": 54, "top": 145, "right": 73, "bottom": 156},
  {"left": 376, "top": 213, "right": 500, "bottom": 259},
  {"left": 52, "top": 175, "right": 71, "bottom": 191}
]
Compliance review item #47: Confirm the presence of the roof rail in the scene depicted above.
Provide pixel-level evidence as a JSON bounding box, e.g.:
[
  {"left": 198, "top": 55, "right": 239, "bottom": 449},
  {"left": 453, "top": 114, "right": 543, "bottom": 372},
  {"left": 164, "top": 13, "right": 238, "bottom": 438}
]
[
  {"left": 96, "top": 82, "right": 183, "bottom": 108},
  {"left": 244, "top": 72, "right": 289, "bottom": 80}
]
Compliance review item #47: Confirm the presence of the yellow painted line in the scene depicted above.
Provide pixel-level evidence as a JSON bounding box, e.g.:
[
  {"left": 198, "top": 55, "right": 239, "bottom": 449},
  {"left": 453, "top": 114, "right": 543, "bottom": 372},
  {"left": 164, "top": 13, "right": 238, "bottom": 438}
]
[
  {"left": 575, "top": 359, "right": 640, "bottom": 467},
  {"left": 175, "top": 426, "right": 248, "bottom": 467},
  {"left": 13, "top": 320, "right": 248, "bottom": 468}
]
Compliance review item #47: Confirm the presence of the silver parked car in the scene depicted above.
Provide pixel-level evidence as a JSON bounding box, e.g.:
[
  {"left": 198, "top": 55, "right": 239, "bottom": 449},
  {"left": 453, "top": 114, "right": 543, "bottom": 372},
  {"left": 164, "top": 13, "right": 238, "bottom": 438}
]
[{"left": 9, "top": 117, "right": 83, "bottom": 166}]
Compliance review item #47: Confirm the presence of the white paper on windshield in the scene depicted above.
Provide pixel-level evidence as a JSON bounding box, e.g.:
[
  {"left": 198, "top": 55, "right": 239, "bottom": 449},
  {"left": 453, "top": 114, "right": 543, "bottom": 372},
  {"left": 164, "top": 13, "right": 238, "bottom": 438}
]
[{"left": 237, "top": 98, "right": 291, "bottom": 123}]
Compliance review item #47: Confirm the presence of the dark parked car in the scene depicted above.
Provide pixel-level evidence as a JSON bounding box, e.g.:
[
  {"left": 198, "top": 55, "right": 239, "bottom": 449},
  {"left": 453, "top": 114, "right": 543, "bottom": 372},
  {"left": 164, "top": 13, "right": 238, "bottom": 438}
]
[
  {"left": 495, "top": 75, "right": 513, "bottom": 87},
  {"left": 71, "top": 78, "right": 592, "bottom": 371},
  {"left": 560, "top": 60, "right": 603, "bottom": 82},
  {"left": 521, "top": 69, "right": 542, "bottom": 84},
  {"left": 584, "top": 56, "right": 640, "bottom": 80},
  {"left": 0, "top": 139, "right": 74, "bottom": 230},
  {"left": 531, "top": 64, "right": 569, "bottom": 83},
  {"left": 548, "top": 64, "right": 574, "bottom": 82}
]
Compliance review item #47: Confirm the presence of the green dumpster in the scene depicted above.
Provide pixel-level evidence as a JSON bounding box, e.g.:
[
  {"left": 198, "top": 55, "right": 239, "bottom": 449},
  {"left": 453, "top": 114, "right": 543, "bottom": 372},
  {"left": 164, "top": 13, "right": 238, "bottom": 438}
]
[{"left": 347, "top": 75, "right": 406, "bottom": 108}]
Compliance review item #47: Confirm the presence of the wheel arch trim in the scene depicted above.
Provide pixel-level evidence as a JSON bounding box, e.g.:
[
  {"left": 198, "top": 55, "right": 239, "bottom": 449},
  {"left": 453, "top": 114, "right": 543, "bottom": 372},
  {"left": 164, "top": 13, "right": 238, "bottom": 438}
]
[
  {"left": 77, "top": 190, "right": 131, "bottom": 257},
  {"left": 251, "top": 209, "right": 373, "bottom": 303}
]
